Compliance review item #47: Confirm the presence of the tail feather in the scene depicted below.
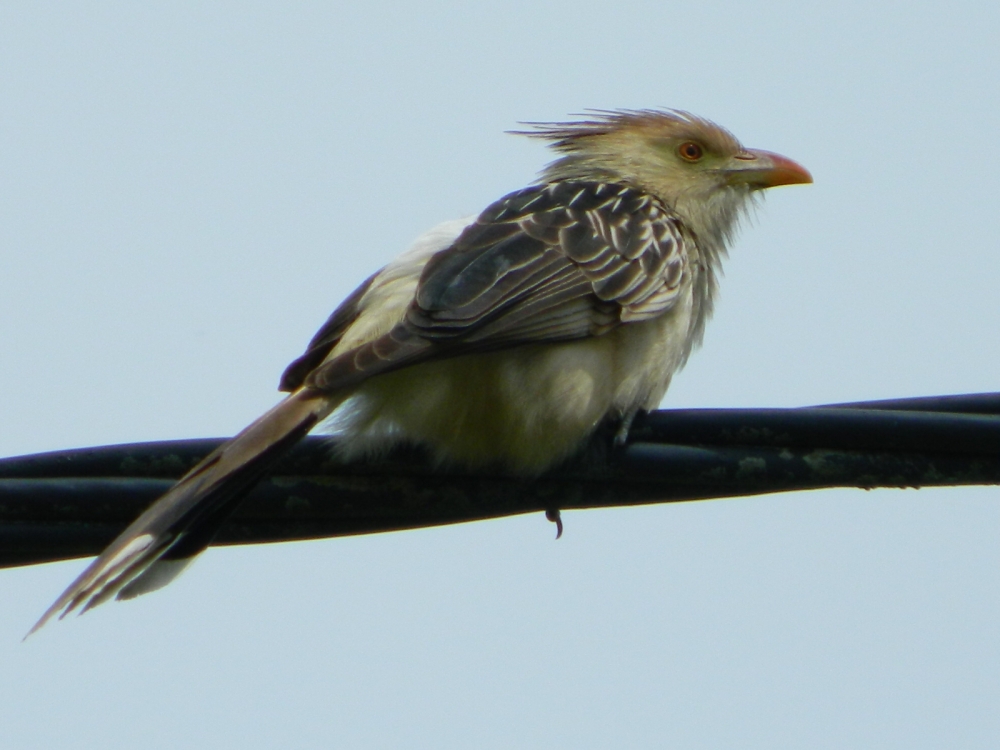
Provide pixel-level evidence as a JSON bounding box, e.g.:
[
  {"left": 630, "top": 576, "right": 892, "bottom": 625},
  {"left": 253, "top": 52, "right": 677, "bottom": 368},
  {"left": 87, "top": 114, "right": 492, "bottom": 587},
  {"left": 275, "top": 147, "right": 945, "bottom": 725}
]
[
  {"left": 117, "top": 558, "right": 195, "bottom": 600},
  {"left": 28, "top": 389, "right": 333, "bottom": 637}
]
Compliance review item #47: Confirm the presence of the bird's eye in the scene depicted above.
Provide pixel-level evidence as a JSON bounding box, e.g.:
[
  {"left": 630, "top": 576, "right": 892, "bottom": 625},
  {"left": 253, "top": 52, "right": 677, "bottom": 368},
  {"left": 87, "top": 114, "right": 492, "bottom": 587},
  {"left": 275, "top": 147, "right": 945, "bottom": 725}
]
[{"left": 678, "top": 141, "right": 704, "bottom": 162}]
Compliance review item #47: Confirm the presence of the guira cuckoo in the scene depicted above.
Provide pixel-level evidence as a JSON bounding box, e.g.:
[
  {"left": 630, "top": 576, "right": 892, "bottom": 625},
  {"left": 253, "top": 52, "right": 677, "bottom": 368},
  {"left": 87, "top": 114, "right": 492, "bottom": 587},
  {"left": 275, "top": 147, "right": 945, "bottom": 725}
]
[{"left": 31, "top": 109, "right": 811, "bottom": 633}]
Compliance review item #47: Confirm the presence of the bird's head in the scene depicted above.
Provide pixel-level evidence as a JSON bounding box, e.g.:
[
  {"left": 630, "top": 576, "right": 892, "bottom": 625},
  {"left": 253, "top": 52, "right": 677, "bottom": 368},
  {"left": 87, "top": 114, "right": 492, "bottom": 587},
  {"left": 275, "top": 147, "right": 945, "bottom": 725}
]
[{"left": 518, "top": 109, "right": 811, "bottom": 253}]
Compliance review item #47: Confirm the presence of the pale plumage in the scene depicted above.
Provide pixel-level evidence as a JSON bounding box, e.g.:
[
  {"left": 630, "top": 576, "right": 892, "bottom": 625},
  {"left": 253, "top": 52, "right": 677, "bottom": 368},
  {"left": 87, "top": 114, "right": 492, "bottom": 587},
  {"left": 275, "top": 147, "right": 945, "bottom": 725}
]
[{"left": 30, "top": 109, "right": 811, "bottom": 634}]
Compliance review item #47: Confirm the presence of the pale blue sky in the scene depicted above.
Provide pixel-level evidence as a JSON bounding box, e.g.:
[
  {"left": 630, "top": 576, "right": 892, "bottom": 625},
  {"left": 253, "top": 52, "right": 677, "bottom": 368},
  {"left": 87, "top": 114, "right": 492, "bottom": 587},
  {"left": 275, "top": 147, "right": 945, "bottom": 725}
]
[{"left": 2, "top": 2, "right": 999, "bottom": 747}]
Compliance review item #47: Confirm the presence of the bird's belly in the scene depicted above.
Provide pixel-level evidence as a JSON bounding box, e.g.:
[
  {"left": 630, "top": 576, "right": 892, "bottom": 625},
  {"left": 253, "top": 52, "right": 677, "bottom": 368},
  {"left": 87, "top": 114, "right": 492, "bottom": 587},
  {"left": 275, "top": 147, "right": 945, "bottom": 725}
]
[{"left": 333, "top": 301, "right": 694, "bottom": 474}]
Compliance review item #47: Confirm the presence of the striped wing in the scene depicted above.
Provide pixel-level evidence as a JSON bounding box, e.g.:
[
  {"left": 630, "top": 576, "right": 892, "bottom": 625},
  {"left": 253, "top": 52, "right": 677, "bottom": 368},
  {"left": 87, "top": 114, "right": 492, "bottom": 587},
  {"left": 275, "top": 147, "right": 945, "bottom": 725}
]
[{"left": 306, "top": 181, "right": 691, "bottom": 391}]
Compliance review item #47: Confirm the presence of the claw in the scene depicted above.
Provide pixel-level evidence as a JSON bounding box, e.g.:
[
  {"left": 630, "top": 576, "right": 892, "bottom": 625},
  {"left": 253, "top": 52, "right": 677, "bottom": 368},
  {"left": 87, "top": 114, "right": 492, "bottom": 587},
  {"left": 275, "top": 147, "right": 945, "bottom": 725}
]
[{"left": 545, "top": 508, "right": 563, "bottom": 539}]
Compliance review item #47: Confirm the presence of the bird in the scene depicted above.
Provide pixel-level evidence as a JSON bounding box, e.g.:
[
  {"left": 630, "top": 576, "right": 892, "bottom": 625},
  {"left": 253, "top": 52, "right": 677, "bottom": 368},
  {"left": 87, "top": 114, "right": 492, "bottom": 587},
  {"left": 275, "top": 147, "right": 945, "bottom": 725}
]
[{"left": 30, "top": 109, "right": 811, "bottom": 634}]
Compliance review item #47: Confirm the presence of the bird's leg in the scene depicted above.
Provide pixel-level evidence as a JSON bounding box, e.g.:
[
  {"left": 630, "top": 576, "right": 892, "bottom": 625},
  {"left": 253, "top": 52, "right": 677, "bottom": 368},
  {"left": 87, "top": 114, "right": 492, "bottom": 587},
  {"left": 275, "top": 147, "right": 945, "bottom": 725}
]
[
  {"left": 614, "top": 408, "right": 642, "bottom": 447},
  {"left": 545, "top": 508, "right": 563, "bottom": 539}
]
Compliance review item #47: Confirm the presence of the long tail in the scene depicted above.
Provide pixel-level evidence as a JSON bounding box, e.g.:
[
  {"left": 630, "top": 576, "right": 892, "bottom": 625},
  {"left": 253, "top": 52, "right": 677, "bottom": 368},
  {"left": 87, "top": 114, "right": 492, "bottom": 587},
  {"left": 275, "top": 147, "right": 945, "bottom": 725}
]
[{"left": 28, "top": 388, "right": 335, "bottom": 636}]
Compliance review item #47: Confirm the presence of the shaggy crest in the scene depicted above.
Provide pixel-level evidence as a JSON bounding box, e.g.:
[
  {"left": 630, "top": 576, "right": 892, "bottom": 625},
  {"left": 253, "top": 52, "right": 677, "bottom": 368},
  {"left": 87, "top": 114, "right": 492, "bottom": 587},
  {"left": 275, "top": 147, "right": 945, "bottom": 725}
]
[{"left": 512, "top": 108, "right": 742, "bottom": 158}]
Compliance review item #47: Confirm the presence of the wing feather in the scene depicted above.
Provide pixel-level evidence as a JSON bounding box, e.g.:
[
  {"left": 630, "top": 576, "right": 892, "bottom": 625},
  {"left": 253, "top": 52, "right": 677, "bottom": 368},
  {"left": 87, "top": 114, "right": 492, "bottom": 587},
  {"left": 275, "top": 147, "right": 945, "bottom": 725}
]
[
  {"left": 305, "top": 181, "right": 690, "bottom": 392},
  {"left": 279, "top": 271, "right": 380, "bottom": 391}
]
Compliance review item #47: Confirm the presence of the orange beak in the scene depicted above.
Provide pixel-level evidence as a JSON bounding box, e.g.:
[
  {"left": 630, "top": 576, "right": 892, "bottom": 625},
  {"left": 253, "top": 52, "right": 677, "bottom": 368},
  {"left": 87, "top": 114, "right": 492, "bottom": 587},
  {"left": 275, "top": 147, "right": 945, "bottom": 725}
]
[{"left": 725, "top": 149, "right": 813, "bottom": 189}]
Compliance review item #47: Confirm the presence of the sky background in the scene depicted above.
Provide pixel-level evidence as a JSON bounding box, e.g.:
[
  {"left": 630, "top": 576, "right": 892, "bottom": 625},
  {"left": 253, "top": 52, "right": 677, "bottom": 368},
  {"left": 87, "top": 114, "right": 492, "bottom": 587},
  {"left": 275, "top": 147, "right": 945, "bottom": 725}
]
[{"left": 1, "top": 2, "right": 999, "bottom": 747}]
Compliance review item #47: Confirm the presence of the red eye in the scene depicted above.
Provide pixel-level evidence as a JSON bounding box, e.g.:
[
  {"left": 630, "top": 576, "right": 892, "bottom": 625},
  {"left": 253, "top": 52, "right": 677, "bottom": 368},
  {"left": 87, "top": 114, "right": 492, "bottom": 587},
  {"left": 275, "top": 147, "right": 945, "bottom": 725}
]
[{"left": 678, "top": 141, "right": 704, "bottom": 161}]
